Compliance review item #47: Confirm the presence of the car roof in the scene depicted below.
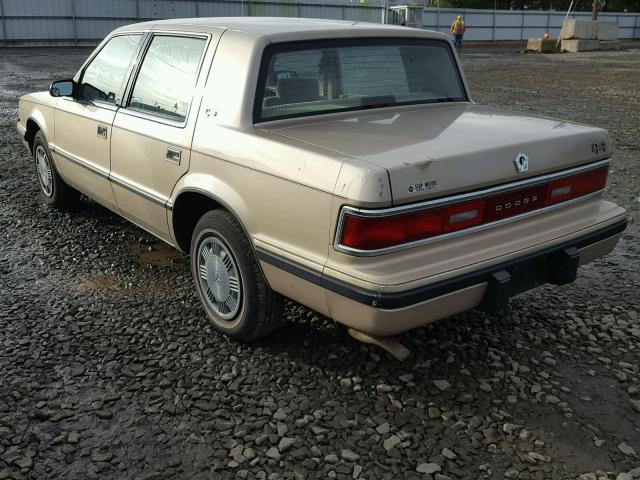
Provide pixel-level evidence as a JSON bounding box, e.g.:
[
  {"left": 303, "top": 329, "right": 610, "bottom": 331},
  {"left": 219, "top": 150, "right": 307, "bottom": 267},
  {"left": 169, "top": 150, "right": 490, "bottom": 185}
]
[{"left": 114, "top": 16, "right": 444, "bottom": 41}]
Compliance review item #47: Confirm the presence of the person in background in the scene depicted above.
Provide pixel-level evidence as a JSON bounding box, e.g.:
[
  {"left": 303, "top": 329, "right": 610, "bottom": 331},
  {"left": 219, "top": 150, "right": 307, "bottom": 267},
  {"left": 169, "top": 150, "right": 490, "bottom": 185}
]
[{"left": 451, "top": 15, "right": 466, "bottom": 50}]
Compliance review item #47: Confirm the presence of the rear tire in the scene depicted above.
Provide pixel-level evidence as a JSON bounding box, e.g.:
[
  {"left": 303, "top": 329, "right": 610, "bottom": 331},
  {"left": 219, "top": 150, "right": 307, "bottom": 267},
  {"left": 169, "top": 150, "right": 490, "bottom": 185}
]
[
  {"left": 190, "top": 210, "right": 285, "bottom": 341},
  {"left": 33, "top": 131, "right": 80, "bottom": 210}
]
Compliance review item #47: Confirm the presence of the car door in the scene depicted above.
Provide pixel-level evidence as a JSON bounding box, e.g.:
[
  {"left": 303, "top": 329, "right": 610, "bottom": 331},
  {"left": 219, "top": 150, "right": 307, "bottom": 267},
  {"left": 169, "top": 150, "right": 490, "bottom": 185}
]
[
  {"left": 109, "top": 33, "right": 215, "bottom": 243},
  {"left": 53, "top": 33, "right": 144, "bottom": 211}
]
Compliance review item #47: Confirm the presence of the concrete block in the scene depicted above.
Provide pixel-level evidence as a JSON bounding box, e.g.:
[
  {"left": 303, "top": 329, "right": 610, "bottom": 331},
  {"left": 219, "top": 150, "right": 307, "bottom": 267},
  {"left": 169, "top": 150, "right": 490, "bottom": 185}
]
[
  {"left": 561, "top": 39, "right": 600, "bottom": 52},
  {"left": 527, "top": 38, "right": 557, "bottom": 52},
  {"left": 561, "top": 19, "right": 597, "bottom": 40},
  {"left": 596, "top": 21, "right": 618, "bottom": 40},
  {"left": 599, "top": 40, "right": 622, "bottom": 50}
]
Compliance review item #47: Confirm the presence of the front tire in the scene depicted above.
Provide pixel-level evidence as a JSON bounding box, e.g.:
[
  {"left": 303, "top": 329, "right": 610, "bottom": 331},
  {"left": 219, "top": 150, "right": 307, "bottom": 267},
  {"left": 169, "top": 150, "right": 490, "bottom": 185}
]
[
  {"left": 33, "top": 131, "right": 80, "bottom": 209},
  {"left": 190, "top": 210, "right": 285, "bottom": 341}
]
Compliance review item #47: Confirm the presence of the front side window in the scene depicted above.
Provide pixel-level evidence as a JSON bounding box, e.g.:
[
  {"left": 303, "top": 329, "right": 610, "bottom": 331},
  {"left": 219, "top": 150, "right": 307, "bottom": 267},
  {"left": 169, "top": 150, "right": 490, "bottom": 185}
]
[
  {"left": 79, "top": 34, "right": 142, "bottom": 104},
  {"left": 129, "top": 35, "right": 207, "bottom": 122},
  {"left": 255, "top": 39, "right": 467, "bottom": 122}
]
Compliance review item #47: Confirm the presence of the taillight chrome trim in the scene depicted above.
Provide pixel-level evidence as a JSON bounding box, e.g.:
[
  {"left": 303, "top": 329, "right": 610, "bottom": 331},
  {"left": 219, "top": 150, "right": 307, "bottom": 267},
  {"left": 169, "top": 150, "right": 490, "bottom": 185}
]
[{"left": 334, "top": 159, "right": 610, "bottom": 256}]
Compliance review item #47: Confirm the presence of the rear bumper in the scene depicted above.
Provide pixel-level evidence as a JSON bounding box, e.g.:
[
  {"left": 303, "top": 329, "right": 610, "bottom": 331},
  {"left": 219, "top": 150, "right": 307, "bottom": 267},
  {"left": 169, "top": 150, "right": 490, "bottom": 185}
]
[
  {"left": 330, "top": 217, "right": 626, "bottom": 310},
  {"left": 258, "top": 216, "right": 626, "bottom": 336}
]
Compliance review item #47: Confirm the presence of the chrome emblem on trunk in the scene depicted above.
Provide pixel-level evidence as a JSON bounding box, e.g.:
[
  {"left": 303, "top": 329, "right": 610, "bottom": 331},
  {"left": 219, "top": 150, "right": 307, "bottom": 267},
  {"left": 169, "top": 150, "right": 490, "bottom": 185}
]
[{"left": 514, "top": 152, "right": 529, "bottom": 173}]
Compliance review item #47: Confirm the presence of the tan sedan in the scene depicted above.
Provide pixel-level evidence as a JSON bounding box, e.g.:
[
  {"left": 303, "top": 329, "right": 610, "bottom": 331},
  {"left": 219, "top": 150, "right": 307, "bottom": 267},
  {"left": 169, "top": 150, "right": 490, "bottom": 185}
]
[{"left": 17, "top": 18, "right": 627, "bottom": 348}]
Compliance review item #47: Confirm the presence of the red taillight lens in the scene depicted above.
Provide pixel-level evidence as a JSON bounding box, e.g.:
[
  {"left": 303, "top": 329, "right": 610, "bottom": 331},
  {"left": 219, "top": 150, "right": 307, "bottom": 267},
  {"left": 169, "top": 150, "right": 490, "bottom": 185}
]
[
  {"left": 341, "top": 200, "right": 484, "bottom": 250},
  {"left": 339, "top": 166, "right": 608, "bottom": 251},
  {"left": 341, "top": 211, "right": 442, "bottom": 250},
  {"left": 545, "top": 167, "right": 608, "bottom": 206}
]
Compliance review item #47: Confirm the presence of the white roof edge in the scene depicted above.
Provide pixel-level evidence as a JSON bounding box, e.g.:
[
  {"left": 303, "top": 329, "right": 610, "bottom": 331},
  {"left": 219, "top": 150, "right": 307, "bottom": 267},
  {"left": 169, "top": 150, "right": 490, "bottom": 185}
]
[{"left": 113, "top": 16, "right": 447, "bottom": 41}]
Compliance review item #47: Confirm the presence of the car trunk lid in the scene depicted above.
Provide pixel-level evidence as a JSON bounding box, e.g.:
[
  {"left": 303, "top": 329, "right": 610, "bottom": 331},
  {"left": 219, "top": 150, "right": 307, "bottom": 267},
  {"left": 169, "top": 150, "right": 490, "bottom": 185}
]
[{"left": 261, "top": 103, "right": 611, "bottom": 205}]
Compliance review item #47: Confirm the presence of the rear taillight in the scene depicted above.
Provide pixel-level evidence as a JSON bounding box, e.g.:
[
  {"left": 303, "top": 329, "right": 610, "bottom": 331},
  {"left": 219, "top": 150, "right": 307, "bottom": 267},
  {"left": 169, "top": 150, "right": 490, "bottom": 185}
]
[
  {"left": 545, "top": 167, "right": 608, "bottom": 206},
  {"left": 341, "top": 200, "right": 484, "bottom": 250},
  {"left": 339, "top": 166, "right": 608, "bottom": 252}
]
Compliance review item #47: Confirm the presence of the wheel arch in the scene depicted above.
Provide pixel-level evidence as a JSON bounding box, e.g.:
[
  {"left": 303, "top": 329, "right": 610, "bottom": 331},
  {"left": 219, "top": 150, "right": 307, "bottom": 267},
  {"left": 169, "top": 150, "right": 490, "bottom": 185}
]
[
  {"left": 24, "top": 119, "right": 43, "bottom": 153},
  {"left": 170, "top": 187, "right": 255, "bottom": 258},
  {"left": 22, "top": 106, "right": 52, "bottom": 154}
]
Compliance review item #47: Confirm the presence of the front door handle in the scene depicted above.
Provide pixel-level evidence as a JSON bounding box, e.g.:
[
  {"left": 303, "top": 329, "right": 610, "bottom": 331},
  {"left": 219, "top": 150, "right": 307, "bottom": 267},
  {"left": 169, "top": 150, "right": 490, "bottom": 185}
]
[
  {"left": 97, "top": 125, "right": 108, "bottom": 138},
  {"left": 166, "top": 147, "right": 181, "bottom": 164}
]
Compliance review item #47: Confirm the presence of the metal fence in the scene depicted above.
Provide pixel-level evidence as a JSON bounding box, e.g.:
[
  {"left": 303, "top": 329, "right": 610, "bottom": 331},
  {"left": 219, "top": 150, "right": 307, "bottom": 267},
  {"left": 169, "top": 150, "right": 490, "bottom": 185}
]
[
  {"left": 423, "top": 7, "right": 640, "bottom": 40},
  {"left": 0, "top": 0, "right": 386, "bottom": 44},
  {"left": 0, "top": 0, "right": 638, "bottom": 44}
]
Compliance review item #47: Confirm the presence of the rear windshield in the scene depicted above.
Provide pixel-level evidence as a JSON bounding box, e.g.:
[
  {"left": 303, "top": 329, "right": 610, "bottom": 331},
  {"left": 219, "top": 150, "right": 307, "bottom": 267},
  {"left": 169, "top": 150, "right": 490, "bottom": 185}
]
[{"left": 254, "top": 38, "right": 467, "bottom": 123}]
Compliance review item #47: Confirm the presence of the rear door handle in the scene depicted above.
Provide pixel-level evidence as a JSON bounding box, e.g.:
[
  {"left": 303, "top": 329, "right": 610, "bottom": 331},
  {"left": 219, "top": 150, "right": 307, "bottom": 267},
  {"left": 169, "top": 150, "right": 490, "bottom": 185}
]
[
  {"left": 97, "top": 125, "right": 108, "bottom": 138},
  {"left": 166, "top": 147, "right": 182, "bottom": 164}
]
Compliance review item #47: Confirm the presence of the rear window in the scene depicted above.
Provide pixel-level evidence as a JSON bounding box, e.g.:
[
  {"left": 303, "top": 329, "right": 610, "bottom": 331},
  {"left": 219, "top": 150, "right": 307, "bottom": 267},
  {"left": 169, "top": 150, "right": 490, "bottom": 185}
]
[{"left": 254, "top": 38, "right": 467, "bottom": 123}]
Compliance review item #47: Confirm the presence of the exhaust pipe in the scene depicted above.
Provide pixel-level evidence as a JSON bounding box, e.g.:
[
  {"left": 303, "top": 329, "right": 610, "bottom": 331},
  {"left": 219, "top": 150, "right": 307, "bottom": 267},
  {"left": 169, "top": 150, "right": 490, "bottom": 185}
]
[{"left": 348, "top": 328, "right": 411, "bottom": 361}]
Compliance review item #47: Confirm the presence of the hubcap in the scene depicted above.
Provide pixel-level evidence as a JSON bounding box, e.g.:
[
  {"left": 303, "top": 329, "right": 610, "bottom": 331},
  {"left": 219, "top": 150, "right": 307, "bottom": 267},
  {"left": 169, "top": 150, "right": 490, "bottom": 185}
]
[
  {"left": 197, "top": 237, "right": 241, "bottom": 321},
  {"left": 35, "top": 145, "right": 53, "bottom": 197}
]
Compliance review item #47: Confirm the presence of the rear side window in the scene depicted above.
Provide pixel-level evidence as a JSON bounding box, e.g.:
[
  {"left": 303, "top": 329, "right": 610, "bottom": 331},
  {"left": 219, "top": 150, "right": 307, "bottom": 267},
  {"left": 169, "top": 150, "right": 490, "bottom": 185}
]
[
  {"left": 255, "top": 38, "right": 467, "bottom": 122},
  {"left": 129, "top": 35, "right": 207, "bottom": 122},
  {"left": 79, "top": 34, "right": 142, "bottom": 105}
]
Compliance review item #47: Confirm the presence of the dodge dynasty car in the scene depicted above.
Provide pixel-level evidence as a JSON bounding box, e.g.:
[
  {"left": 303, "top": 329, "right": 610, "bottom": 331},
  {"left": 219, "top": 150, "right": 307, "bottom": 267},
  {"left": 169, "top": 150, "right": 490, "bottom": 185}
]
[{"left": 17, "top": 18, "right": 627, "bottom": 344}]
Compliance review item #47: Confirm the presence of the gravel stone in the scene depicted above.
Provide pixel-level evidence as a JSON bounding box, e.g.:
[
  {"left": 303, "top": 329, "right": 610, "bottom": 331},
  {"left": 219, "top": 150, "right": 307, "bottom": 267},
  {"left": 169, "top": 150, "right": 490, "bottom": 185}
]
[
  {"left": 416, "top": 463, "right": 441, "bottom": 474},
  {"left": 277, "top": 437, "right": 295, "bottom": 453},
  {"left": 376, "top": 384, "right": 393, "bottom": 393},
  {"left": 628, "top": 467, "right": 640, "bottom": 478},
  {"left": 340, "top": 449, "right": 360, "bottom": 462},
  {"left": 376, "top": 423, "right": 390, "bottom": 435},
  {"left": 479, "top": 382, "right": 493, "bottom": 392},
  {"left": 273, "top": 408, "right": 287, "bottom": 421},
  {"left": 14, "top": 457, "right": 33, "bottom": 469},
  {"left": 433, "top": 380, "right": 451, "bottom": 391},
  {"left": 91, "top": 449, "right": 113, "bottom": 463},
  {"left": 442, "top": 448, "right": 457, "bottom": 460},
  {"left": 618, "top": 443, "right": 637, "bottom": 456},
  {"left": 266, "top": 447, "right": 281, "bottom": 460},
  {"left": 325, "top": 454, "right": 339, "bottom": 464},
  {"left": 353, "top": 464, "right": 363, "bottom": 478},
  {"left": 382, "top": 435, "right": 402, "bottom": 452}
]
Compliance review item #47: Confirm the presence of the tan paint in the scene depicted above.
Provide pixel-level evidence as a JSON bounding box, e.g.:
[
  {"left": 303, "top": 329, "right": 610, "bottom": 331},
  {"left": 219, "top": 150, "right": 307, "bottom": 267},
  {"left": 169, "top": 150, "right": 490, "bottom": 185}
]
[
  {"left": 53, "top": 98, "right": 119, "bottom": 211},
  {"left": 171, "top": 152, "right": 335, "bottom": 270},
  {"left": 266, "top": 103, "right": 612, "bottom": 205},
  {"left": 110, "top": 105, "right": 195, "bottom": 240},
  {"left": 259, "top": 263, "right": 329, "bottom": 316},
  {"left": 326, "top": 283, "right": 487, "bottom": 336},
  {"left": 18, "top": 93, "right": 56, "bottom": 140},
  {"left": 17, "top": 18, "right": 627, "bottom": 338}
]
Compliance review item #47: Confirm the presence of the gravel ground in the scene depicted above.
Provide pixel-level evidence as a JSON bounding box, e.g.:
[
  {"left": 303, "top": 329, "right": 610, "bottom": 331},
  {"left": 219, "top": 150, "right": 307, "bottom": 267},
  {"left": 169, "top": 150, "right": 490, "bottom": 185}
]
[{"left": 1, "top": 44, "right": 639, "bottom": 480}]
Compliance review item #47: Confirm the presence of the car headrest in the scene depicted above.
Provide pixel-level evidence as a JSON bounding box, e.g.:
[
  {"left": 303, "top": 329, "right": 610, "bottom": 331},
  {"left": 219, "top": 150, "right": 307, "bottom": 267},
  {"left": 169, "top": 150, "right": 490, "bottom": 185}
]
[{"left": 276, "top": 78, "right": 319, "bottom": 104}]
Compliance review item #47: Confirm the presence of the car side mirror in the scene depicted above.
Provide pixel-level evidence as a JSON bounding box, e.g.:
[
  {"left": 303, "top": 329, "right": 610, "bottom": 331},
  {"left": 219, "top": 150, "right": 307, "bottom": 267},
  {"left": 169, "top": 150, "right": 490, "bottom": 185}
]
[{"left": 49, "top": 80, "right": 75, "bottom": 98}]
